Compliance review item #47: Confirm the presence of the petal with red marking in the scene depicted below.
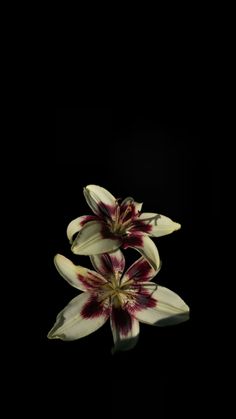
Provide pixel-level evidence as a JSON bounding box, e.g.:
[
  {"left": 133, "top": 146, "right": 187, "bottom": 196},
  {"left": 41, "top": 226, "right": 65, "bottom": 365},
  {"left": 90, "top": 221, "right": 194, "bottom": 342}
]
[
  {"left": 67, "top": 215, "right": 98, "bottom": 244},
  {"left": 134, "top": 286, "right": 190, "bottom": 326},
  {"left": 121, "top": 256, "right": 159, "bottom": 285},
  {"left": 47, "top": 293, "right": 110, "bottom": 341},
  {"left": 83, "top": 185, "right": 117, "bottom": 220},
  {"left": 90, "top": 249, "right": 125, "bottom": 278},
  {"left": 110, "top": 306, "right": 139, "bottom": 352},
  {"left": 71, "top": 220, "right": 122, "bottom": 255},
  {"left": 123, "top": 233, "right": 160, "bottom": 271},
  {"left": 54, "top": 254, "right": 107, "bottom": 291}
]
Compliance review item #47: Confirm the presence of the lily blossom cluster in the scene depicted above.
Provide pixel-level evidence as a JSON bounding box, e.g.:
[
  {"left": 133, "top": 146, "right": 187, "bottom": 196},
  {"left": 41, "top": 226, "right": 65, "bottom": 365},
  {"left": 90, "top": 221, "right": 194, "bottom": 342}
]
[{"left": 48, "top": 185, "right": 189, "bottom": 351}]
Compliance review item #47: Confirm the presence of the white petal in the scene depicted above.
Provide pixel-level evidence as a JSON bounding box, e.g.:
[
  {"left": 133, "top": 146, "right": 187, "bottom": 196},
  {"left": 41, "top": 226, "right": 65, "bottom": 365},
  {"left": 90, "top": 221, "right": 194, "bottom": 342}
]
[
  {"left": 90, "top": 249, "right": 125, "bottom": 278},
  {"left": 126, "top": 234, "right": 160, "bottom": 271},
  {"left": 66, "top": 215, "right": 98, "bottom": 244},
  {"left": 71, "top": 220, "right": 122, "bottom": 255},
  {"left": 54, "top": 254, "right": 107, "bottom": 291},
  {"left": 83, "top": 185, "right": 117, "bottom": 220},
  {"left": 47, "top": 293, "right": 109, "bottom": 341},
  {"left": 139, "top": 213, "right": 181, "bottom": 237},
  {"left": 134, "top": 286, "right": 190, "bottom": 326},
  {"left": 110, "top": 306, "right": 139, "bottom": 352}
]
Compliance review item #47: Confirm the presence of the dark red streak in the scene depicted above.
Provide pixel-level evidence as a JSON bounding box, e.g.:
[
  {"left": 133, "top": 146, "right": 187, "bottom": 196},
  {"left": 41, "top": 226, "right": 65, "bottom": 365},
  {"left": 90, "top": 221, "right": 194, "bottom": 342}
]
[{"left": 112, "top": 307, "right": 133, "bottom": 336}]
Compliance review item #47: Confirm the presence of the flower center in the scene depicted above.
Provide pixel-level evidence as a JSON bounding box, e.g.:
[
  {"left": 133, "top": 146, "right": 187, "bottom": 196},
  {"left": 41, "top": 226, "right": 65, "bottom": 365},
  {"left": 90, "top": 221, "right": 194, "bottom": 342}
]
[
  {"left": 98, "top": 272, "right": 134, "bottom": 308},
  {"left": 109, "top": 204, "right": 133, "bottom": 235}
]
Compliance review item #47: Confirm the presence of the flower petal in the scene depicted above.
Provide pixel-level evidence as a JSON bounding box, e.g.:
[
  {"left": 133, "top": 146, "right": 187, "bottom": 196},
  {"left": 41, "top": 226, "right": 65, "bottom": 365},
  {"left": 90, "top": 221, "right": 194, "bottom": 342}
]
[
  {"left": 67, "top": 215, "right": 98, "bottom": 244},
  {"left": 71, "top": 220, "right": 122, "bottom": 255},
  {"left": 83, "top": 184, "right": 117, "bottom": 220},
  {"left": 123, "top": 233, "right": 160, "bottom": 271},
  {"left": 110, "top": 305, "right": 139, "bottom": 352},
  {"left": 90, "top": 249, "right": 125, "bottom": 278},
  {"left": 134, "top": 286, "right": 190, "bottom": 326},
  {"left": 136, "top": 213, "right": 181, "bottom": 237},
  {"left": 47, "top": 292, "right": 110, "bottom": 341},
  {"left": 54, "top": 254, "right": 107, "bottom": 291},
  {"left": 121, "top": 257, "right": 159, "bottom": 285}
]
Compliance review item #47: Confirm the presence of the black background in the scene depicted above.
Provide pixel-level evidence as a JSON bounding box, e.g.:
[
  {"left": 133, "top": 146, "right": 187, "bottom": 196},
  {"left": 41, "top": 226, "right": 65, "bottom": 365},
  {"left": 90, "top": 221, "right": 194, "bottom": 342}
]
[{"left": 25, "top": 108, "right": 220, "bottom": 402}]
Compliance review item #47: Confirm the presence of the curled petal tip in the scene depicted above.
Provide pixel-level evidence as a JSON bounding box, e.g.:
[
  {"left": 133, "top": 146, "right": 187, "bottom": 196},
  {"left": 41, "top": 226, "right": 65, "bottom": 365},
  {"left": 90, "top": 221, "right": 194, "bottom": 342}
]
[
  {"left": 184, "top": 303, "right": 190, "bottom": 313},
  {"left": 71, "top": 242, "right": 78, "bottom": 254},
  {"left": 47, "top": 330, "right": 56, "bottom": 340},
  {"left": 175, "top": 223, "right": 181, "bottom": 230},
  {"left": 54, "top": 253, "right": 61, "bottom": 263}
]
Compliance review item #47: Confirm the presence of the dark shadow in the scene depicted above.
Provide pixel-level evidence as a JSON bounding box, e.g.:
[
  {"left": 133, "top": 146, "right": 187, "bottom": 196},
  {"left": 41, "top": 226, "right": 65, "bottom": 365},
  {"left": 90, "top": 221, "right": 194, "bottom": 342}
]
[
  {"left": 155, "top": 312, "right": 190, "bottom": 327},
  {"left": 111, "top": 334, "right": 140, "bottom": 354}
]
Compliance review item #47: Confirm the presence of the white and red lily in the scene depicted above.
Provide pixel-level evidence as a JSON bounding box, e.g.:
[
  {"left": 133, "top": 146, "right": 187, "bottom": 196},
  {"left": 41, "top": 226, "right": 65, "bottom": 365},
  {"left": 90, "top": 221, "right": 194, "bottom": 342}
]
[
  {"left": 67, "top": 185, "right": 181, "bottom": 270},
  {"left": 48, "top": 250, "right": 189, "bottom": 352}
]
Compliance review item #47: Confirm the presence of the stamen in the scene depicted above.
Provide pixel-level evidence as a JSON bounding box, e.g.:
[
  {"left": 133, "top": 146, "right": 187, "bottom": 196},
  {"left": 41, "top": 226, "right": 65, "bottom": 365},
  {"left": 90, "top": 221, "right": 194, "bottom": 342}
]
[
  {"left": 115, "top": 204, "right": 120, "bottom": 223},
  {"left": 121, "top": 218, "right": 133, "bottom": 228},
  {"left": 114, "top": 270, "right": 121, "bottom": 287},
  {"left": 120, "top": 205, "right": 132, "bottom": 222},
  {"left": 112, "top": 202, "right": 120, "bottom": 231}
]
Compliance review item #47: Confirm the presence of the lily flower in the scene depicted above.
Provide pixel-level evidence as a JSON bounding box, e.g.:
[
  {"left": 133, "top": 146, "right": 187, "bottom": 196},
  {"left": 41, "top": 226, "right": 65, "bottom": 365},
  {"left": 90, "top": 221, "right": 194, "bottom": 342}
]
[
  {"left": 67, "top": 185, "right": 181, "bottom": 270},
  {"left": 48, "top": 250, "right": 189, "bottom": 352}
]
